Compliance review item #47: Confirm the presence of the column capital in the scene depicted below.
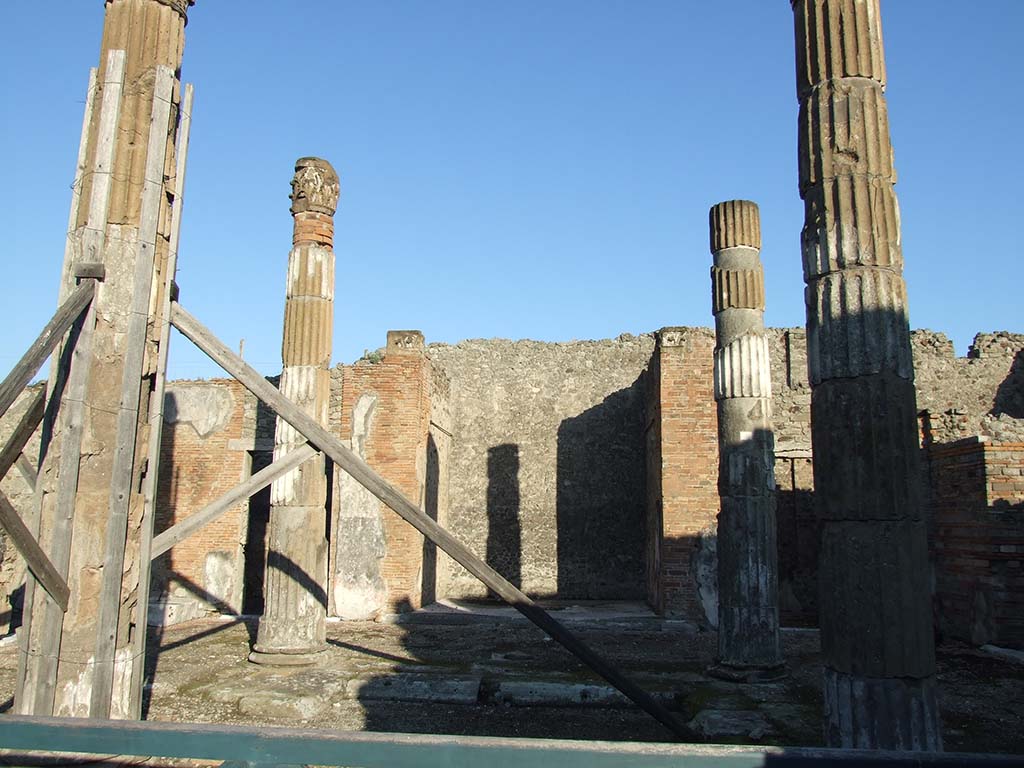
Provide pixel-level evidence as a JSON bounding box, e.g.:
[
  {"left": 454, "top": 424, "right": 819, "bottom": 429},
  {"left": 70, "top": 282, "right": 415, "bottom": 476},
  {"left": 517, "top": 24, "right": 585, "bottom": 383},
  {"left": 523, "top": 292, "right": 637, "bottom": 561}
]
[{"left": 290, "top": 157, "right": 340, "bottom": 216}]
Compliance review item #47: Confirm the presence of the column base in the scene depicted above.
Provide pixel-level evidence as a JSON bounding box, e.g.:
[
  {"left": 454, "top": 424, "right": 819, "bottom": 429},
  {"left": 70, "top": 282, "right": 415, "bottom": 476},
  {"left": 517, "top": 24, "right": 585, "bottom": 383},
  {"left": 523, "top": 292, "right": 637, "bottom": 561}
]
[
  {"left": 823, "top": 667, "right": 942, "bottom": 750},
  {"left": 708, "top": 661, "right": 787, "bottom": 683},
  {"left": 248, "top": 645, "right": 326, "bottom": 667}
]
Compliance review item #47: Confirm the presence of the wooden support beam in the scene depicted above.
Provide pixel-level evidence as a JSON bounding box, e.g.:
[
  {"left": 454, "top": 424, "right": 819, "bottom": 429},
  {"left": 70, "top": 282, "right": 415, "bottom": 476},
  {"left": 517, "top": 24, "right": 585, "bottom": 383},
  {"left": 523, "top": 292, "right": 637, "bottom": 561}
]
[
  {"left": 151, "top": 443, "right": 317, "bottom": 560},
  {"left": 91, "top": 65, "right": 175, "bottom": 719},
  {"left": 0, "top": 388, "right": 44, "bottom": 483},
  {"left": 15, "top": 454, "right": 37, "bottom": 492},
  {"left": 0, "top": 280, "right": 95, "bottom": 422},
  {"left": 0, "top": 492, "right": 69, "bottom": 611},
  {"left": 20, "top": 49, "right": 127, "bottom": 717},
  {"left": 169, "top": 302, "right": 687, "bottom": 740},
  {"left": 56, "top": 67, "right": 99, "bottom": 303},
  {"left": 129, "top": 80, "right": 195, "bottom": 719}
]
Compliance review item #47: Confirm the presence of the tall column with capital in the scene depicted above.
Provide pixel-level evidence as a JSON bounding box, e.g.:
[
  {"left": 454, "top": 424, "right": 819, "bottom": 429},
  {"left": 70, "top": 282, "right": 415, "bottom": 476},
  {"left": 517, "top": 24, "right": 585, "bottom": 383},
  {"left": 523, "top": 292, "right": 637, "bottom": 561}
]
[
  {"left": 18, "top": 0, "right": 193, "bottom": 718},
  {"left": 708, "top": 200, "right": 783, "bottom": 678},
  {"left": 250, "top": 157, "right": 338, "bottom": 665},
  {"left": 792, "top": 0, "right": 941, "bottom": 749}
]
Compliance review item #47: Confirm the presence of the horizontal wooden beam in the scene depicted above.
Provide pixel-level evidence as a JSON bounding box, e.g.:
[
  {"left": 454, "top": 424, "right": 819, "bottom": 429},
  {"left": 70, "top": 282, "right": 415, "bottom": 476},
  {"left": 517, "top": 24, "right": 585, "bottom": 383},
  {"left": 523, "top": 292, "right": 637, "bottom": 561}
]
[
  {"left": 0, "top": 491, "right": 69, "bottom": 611},
  {"left": 0, "top": 387, "right": 45, "bottom": 483},
  {"left": 72, "top": 262, "right": 105, "bottom": 281},
  {"left": 0, "top": 279, "right": 95, "bottom": 421},
  {"left": 169, "top": 301, "right": 687, "bottom": 740},
  {"left": 151, "top": 442, "right": 318, "bottom": 559}
]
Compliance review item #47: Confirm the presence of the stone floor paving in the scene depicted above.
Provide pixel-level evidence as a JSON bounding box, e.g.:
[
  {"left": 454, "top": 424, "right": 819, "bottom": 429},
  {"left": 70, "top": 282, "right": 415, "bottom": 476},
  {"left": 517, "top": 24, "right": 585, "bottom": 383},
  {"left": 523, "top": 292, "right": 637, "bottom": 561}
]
[{"left": 1, "top": 603, "right": 1022, "bottom": 755}]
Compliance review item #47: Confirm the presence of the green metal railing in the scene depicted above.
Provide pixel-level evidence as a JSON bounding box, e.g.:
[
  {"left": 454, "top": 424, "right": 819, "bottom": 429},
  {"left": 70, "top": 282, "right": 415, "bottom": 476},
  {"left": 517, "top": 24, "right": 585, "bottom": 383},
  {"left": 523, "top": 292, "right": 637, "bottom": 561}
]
[{"left": 0, "top": 716, "right": 1020, "bottom": 768}]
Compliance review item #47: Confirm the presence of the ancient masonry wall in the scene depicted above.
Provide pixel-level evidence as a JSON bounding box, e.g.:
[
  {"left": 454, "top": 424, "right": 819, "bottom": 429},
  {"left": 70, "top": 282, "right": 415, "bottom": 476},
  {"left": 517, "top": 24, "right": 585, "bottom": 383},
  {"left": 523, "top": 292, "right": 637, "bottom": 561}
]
[
  {"left": 645, "top": 328, "right": 719, "bottom": 624},
  {"left": 427, "top": 335, "right": 653, "bottom": 602},
  {"left": 151, "top": 379, "right": 253, "bottom": 625},
  {"left": 929, "top": 439, "right": 1024, "bottom": 649},
  {"left": 3, "top": 328, "right": 1018, "bottom": 635},
  {"left": 334, "top": 332, "right": 434, "bottom": 617}
]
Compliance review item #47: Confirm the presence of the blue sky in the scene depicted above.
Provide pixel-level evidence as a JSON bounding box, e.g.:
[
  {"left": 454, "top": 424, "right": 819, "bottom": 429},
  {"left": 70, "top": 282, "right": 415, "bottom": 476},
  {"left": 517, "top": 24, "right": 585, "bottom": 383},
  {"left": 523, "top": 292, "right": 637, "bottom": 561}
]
[{"left": 1, "top": 2, "right": 1021, "bottom": 381}]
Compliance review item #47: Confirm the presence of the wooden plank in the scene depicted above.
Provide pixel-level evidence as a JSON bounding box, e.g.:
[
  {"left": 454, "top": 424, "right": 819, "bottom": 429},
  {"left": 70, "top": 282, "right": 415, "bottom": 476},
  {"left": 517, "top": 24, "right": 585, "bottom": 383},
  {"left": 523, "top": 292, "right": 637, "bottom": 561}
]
[
  {"left": 91, "top": 65, "right": 175, "bottom": 719},
  {"left": 151, "top": 443, "right": 317, "bottom": 560},
  {"left": 169, "top": 302, "right": 687, "bottom": 740},
  {"left": 15, "top": 454, "right": 38, "bottom": 492},
  {"left": 0, "top": 280, "right": 95, "bottom": 422},
  {"left": 129, "top": 80, "right": 195, "bottom": 719},
  {"left": 22, "top": 48, "right": 127, "bottom": 718},
  {"left": 0, "top": 388, "right": 44, "bottom": 483},
  {"left": 72, "top": 263, "right": 106, "bottom": 281},
  {"left": 0, "top": 492, "right": 69, "bottom": 611},
  {"left": 57, "top": 67, "right": 98, "bottom": 303}
]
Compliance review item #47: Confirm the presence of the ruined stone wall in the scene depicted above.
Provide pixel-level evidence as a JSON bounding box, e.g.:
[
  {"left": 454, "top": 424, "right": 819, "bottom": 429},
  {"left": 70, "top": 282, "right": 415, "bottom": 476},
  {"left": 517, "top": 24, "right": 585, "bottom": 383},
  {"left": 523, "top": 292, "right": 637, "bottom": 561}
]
[
  {"left": 914, "top": 332, "right": 1024, "bottom": 444},
  {"left": 334, "top": 333, "right": 433, "bottom": 617},
  {"left": 4, "top": 325, "right": 1018, "bottom": 634},
  {"left": 151, "top": 379, "right": 253, "bottom": 625},
  {"left": 425, "top": 360, "right": 453, "bottom": 607},
  {"left": 428, "top": 335, "right": 654, "bottom": 601},
  {"left": 767, "top": 329, "right": 816, "bottom": 626}
]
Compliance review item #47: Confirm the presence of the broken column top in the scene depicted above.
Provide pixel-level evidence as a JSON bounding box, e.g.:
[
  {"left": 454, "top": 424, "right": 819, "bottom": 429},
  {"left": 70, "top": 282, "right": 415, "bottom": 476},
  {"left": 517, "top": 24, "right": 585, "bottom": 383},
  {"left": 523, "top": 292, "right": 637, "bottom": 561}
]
[
  {"left": 137, "top": 0, "right": 195, "bottom": 20},
  {"left": 290, "top": 157, "right": 340, "bottom": 217},
  {"left": 709, "top": 199, "right": 761, "bottom": 252},
  {"left": 791, "top": 0, "right": 886, "bottom": 97}
]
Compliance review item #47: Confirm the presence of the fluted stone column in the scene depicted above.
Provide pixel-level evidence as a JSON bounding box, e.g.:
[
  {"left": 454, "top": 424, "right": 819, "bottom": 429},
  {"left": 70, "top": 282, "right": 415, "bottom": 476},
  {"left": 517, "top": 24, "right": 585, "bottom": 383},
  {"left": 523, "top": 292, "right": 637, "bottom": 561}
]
[
  {"left": 792, "top": 0, "right": 942, "bottom": 750},
  {"left": 250, "top": 158, "right": 338, "bottom": 665},
  {"left": 708, "top": 201, "right": 783, "bottom": 678},
  {"left": 18, "top": 0, "right": 192, "bottom": 718}
]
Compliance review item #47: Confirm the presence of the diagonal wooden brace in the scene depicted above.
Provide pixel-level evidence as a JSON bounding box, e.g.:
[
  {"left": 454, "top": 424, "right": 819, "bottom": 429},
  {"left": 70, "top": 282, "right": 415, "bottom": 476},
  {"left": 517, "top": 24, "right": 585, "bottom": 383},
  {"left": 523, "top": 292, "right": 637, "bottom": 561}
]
[
  {"left": 0, "top": 280, "right": 95, "bottom": 421},
  {"left": 0, "top": 387, "right": 45, "bottom": 484},
  {"left": 0, "top": 491, "right": 70, "bottom": 611},
  {"left": 151, "top": 442, "right": 318, "bottom": 559}
]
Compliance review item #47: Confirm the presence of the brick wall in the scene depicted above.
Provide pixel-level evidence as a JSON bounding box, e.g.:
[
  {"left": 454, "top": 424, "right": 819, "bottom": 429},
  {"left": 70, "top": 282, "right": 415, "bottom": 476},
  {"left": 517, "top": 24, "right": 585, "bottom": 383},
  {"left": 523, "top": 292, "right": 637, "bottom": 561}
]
[
  {"left": 645, "top": 328, "right": 719, "bottom": 624},
  {"left": 335, "top": 332, "right": 433, "bottom": 614},
  {"left": 930, "top": 439, "right": 1024, "bottom": 649},
  {"left": 151, "top": 379, "right": 252, "bottom": 624}
]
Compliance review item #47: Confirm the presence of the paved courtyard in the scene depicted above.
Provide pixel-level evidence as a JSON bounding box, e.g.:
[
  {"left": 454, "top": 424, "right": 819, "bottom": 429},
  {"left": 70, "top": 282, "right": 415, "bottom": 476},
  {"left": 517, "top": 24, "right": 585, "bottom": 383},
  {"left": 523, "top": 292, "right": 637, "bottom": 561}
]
[{"left": 1, "top": 601, "right": 1022, "bottom": 755}]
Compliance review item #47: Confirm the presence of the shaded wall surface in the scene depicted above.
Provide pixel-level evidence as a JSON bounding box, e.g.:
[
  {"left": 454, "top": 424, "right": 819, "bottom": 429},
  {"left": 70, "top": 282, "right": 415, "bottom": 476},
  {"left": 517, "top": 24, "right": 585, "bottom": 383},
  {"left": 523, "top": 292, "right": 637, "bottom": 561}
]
[{"left": 929, "top": 439, "right": 1024, "bottom": 649}]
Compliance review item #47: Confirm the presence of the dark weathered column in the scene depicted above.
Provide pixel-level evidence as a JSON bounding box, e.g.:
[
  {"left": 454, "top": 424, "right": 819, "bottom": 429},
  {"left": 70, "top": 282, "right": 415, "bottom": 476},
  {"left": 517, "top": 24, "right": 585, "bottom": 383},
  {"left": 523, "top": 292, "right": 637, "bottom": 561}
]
[
  {"left": 18, "top": 0, "right": 192, "bottom": 718},
  {"left": 792, "top": 0, "right": 942, "bottom": 750},
  {"left": 708, "top": 201, "right": 783, "bottom": 678},
  {"left": 712, "top": 199, "right": 782, "bottom": 679},
  {"left": 250, "top": 158, "right": 338, "bottom": 665}
]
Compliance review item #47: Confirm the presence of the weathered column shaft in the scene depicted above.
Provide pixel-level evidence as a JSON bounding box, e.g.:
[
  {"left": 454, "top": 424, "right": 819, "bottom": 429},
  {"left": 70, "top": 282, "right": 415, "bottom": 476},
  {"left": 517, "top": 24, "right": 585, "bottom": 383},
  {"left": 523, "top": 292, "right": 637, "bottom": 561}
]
[
  {"left": 250, "top": 158, "right": 338, "bottom": 664},
  {"left": 792, "top": 0, "right": 941, "bottom": 750},
  {"left": 19, "top": 0, "right": 191, "bottom": 718},
  {"left": 709, "top": 201, "right": 782, "bottom": 672}
]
